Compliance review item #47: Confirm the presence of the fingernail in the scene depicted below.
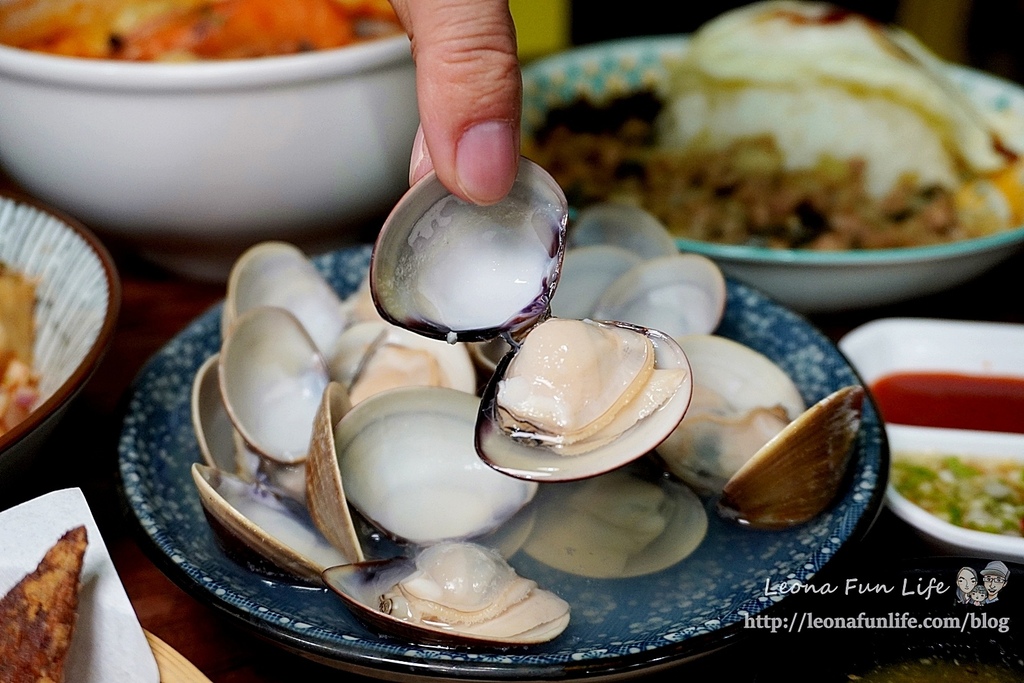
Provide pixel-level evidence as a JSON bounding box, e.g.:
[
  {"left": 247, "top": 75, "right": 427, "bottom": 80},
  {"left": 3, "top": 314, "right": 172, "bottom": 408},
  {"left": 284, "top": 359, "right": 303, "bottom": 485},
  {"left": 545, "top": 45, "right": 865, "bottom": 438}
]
[
  {"left": 456, "top": 121, "right": 517, "bottom": 204},
  {"left": 408, "top": 126, "right": 430, "bottom": 186}
]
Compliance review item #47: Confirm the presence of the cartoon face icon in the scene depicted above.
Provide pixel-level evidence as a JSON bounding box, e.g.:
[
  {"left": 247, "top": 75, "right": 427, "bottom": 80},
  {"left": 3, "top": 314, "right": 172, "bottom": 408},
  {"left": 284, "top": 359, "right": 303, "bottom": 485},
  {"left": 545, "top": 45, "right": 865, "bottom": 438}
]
[
  {"left": 983, "top": 573, "right": 1007, "bottom": 595},
  {"left": 957, "top": 567, "right": 978, "bottom": 594},
  {"left": 970, "top": 585, "right": 989, "bottom": 604},
  {"left": 980, "top": 560, "right": 1010, "bottom": 601}
]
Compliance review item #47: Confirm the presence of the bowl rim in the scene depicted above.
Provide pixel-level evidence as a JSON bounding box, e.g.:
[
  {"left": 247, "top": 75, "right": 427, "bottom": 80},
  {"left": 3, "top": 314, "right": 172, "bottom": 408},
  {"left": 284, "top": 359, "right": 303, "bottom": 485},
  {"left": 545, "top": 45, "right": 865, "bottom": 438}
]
[
  {"left": 675, "top": 224, "right": 1024, "bottom": 266},
  {"left": 522, "top": 33, "right": 1024, "bottom": 270},
  {"left": 0, "top": 190, "right": 121, "bottom": 458},
  {"left": 0, "top": 32, "right": 411, "bottom": 90}
]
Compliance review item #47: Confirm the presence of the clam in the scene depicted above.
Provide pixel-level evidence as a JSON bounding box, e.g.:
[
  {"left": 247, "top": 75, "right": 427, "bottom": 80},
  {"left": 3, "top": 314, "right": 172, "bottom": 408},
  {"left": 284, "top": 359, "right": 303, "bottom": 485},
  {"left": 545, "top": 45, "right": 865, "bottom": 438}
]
[
  {"left": 222, "top": 241, "right": 347, "bottom": 359},
  {"left": 322, "top": 541, "right": 570, "bottom": 645},
  {"left": 370, "top": 160, "right": 694, "bottom": 481},
  {"left": 549, "top": 244, "right": 642, "bottom": 320},
  {"left": 477, "top": 318, "right": 693, "bottom": 481},
  {"left": 192, "top": 463, "right": 351, "bottom": 584},
  {"left": 718, "top": 384, "right": 865, "bottom": 529},
  {"left": 370, "top": 158, "right": 568, "bottom": 343},
  {"left": 193, "top": 351, "right": 309, "bottom": 502},
  {"left": 656, "top": 334, "right": 806, "bottom": 495},
  {"left": 218, "top": 306, "right": 330, "bottom": 465},
  {"left": 312, "top": 385, "right": 538, "bottom": 546},
  {"left": 304, "top": 381, "right": 363, "bottom": 562},
  {"left": 327, "top": 319, "right": 477, "bottom": 404},
  {"left": 567, "top": 202, "right": 679, "bottom": 259},
  {"left": 657, "top": 334, "right": 864, "bottom": 529},
  {"left": 591, "top": 253, "right": 727, "bottom": 338},
  {"left": 520, "top": 463, "right": 708, "bottom": 578}
]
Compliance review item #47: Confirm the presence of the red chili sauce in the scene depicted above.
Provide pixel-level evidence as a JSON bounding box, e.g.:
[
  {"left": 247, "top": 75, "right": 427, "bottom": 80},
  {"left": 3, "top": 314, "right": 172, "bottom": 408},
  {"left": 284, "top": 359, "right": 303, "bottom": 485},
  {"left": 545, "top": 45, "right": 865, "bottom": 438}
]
[{"left": 869, "top": 372, "right": 1024, "bottom": 434}]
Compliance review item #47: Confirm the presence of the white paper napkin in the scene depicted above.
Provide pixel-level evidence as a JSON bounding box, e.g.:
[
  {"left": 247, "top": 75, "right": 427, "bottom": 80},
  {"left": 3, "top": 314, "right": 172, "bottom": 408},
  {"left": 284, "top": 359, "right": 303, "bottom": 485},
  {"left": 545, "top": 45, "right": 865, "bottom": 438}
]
[{"left": 0, "top": 487, "right": 160, "bottom": 682}]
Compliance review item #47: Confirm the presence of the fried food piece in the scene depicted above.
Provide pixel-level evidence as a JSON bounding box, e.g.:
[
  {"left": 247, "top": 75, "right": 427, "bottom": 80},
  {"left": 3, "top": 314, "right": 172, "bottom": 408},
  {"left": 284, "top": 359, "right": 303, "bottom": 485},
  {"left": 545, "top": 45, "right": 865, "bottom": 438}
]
[{"left": 0, "top": 525, "right": 88, "bottom": 683}]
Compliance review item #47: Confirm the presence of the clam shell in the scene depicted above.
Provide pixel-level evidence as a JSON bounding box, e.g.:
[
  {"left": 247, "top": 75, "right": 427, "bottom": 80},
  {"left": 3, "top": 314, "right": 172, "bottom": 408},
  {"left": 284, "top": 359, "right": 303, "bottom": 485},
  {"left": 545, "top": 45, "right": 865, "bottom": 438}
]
[
  {"left": 322, "top": 542, "right": 570, "bottom": 646},
  {"left": 219, "top": 306, "right": 330, "bottom": 465},
  {"left": 549, "top": 244, "right": 642, "bottom": 320},
  {"left": 567, "top": 202, "right": 679, "bottom": 259},
  {"left": 369, "top": 158, "right": 568, "bottom": 343},
  {"left": 521, "top": 463, "right": 708, "bottom": 578},
  {"left": 476, "top": 320, "right": 693, "bottom": 482},
  {"left": 304, "top": 381, "right": 363, "bottom": 562},
  {"left": 331, "top": 386, "right": 539, "bottom": 545},
  {"left": 591, "top": 253, "right": 727, "bottom": 338},
  {"left": 223, "top": 241, "right": 346, "bottom": 358},
  {"left": 192, "top": 463, "right": 350, "bottom": 584},
  {"left": 718, "top": 385, "right": 865, "bottom": 529},
  {"left": 191, "top": 353, "right": 237, "bottom": 474}
]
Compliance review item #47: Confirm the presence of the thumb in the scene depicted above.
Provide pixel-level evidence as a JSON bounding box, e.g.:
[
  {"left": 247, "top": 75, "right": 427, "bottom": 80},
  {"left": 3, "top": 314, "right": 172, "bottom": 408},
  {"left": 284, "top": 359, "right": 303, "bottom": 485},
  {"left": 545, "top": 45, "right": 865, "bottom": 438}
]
[{"left": 390, "top": 0, "right": 521, "bottom": 205}]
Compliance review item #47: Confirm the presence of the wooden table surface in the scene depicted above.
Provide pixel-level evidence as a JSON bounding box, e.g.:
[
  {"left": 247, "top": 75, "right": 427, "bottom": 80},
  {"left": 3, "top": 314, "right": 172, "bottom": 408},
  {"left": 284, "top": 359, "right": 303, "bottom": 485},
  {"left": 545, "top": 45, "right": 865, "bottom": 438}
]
[{"left": 2, "top": 174, "right": 1023, "bottom": 681}]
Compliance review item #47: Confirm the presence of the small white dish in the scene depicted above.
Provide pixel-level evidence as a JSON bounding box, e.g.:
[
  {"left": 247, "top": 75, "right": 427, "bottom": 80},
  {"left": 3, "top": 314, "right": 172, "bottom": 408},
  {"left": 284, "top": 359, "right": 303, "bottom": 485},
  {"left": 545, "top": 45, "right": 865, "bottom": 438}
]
[
  {"left": 0, "top": 487, "right": 159, "bottom": 682},
  {"left": 839, "top": 317, "right": 1024, "bottom": 560},
  {"left": 837, "top": 317, "right": 1024, "bottom": 382},
  {"left": 886, "top": 424, "right": 1024, "bottom": 562}
]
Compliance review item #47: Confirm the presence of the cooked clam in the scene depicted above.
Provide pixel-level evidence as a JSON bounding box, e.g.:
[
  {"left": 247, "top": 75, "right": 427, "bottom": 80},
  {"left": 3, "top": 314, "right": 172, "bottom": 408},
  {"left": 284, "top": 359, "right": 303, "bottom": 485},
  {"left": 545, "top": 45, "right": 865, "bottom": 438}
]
[
  {"left": 322, "top": 541, "right": 570, "bottom": 645},
  {"left": 222, "top": 241, "right": 347, "bottom": 359},
  {"left": 219, "top": 306, "right": 330, "bottom": 465},
  {"left": 476, "top": 318, "right": 693, "bottom": 481},
  {"left": 656, "top": 334, "right": 806, "bottom": 494},
  {"left": 192, "top": 463, "right": 351, "bottom": 584},
  {"left": 718, "top": 384, "right": 865, "bottom": 529},
  {"left": 327, "top": 319, "right": 477, "bottom": 404},
  {"left": 591, "top": 253, "right": 727, "bottom": 338},
  {"left": 370, "top": 158, "right": 568, "bottom": 343},
  {"left": 521, "top": 463, "right": 708, "bottom": 578},
  {"left": 323, "top": 386, "right": 538, "bottom": 545}
]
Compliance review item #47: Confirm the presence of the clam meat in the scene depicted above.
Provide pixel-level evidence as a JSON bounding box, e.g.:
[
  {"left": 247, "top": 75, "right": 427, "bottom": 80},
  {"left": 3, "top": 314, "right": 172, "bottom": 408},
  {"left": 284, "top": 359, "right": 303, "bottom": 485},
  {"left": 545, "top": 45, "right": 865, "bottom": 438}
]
[
  {"left": 477, "top": 318, "right": 692, "bottom": 481},
  {"left": 322, "top": 541, "right": 570, "bottom": 645}
]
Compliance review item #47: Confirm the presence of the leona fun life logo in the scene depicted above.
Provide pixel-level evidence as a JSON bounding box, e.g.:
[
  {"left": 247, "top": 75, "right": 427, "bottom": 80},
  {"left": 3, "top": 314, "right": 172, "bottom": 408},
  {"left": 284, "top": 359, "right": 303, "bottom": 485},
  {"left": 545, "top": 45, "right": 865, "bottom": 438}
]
[{"left": 956, "top": 560, "right": 1009, "bottom": 606}]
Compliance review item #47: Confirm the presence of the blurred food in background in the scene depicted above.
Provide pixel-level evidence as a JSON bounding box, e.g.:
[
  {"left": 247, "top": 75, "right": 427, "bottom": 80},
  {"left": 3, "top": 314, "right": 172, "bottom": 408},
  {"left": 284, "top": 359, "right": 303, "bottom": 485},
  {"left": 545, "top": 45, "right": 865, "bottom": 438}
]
[
  {"left": 0, "top": 0, "right": 402, "bottom": 60},
  {"left": 0, "top": 265, "right": 39, "bottom": 437},
  {"left": 524, "top": 1, "right": 1024, "bottom": 250}
]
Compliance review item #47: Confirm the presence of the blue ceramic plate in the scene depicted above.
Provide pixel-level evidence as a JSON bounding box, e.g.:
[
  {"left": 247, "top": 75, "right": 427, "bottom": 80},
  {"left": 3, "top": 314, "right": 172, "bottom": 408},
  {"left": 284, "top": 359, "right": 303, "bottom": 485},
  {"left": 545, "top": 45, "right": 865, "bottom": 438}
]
[
  {"left": 118, "top": 244, "right": 886, "bottom": 681},
  {"left": 521, "top": 35, "right": 1024, "bottom": 314}
]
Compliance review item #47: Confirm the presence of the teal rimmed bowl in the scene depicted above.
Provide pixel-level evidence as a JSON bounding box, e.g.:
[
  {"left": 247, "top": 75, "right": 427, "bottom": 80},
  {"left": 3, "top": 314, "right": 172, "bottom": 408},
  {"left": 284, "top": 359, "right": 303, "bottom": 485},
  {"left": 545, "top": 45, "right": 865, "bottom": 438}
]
[{"left": 521, "top": 35, "right": 1024, "bottom": 313}]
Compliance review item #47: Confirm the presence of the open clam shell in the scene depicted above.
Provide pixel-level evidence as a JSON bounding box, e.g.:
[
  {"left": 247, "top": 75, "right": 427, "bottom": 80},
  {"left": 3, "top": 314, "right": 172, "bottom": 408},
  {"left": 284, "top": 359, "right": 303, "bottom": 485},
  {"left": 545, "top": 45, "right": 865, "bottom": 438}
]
[
  {"left": 369, "top": 158, "right": 568, "bottom": 343},
  {"left": 322, "top": 541, "right": 570, "bottom": 646},
  {"left": 219, "top": 306, "right": 330, "bottom": 465},
  {"left": 549, "top": 244, "right": 642, "bottom": 320},
  {"left": 223, "top": 241, "right": 346, "bottom": 358},
  {"left": 591, "top": 253, "right": 727, "bottom": 338},
  {"left": 192, "top": 353, "right": 237, "bottom": 475},
  {"left": 521, "top": 463, "right": 708, "bottom": 578},
  {"left": 192, "top": 463, "right": 350, "bottom": 584},
  {"left": 327, "top": 319, "right": 477, "bottom": 404},
  {"left": 476, "top": 319, "right": 693, "bottom": 482},
  {"left": 718, "top": 384, "right": 865, "bottom": 529},
  {"left": 656, "top": 334, "right": 806, "bottom": 494},
  {"left": 329, "top": 386, "right": 539, "bottom": 545},
  {"left": 304, "top": 381, "right": 363, "bottom": 562},
  {"left": 567, "top": 202, "right": 679, "bottom": 259}
]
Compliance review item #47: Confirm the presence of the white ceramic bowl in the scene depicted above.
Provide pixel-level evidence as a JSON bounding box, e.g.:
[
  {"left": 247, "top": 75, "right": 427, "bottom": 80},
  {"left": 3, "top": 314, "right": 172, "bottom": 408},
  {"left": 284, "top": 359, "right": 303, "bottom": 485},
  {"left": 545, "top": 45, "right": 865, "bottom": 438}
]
[
  {"left": 839, "top": 317, "right": 1024, "bottom": 561},
  {"left": 0, "top": 192, "right": 119, "bottom": 488},
  {"left": 521, "top": 35, "right": 1024, "bottom": 314},
  {"left": 0, "top": 34, "right": 418, "bottom": 281}
]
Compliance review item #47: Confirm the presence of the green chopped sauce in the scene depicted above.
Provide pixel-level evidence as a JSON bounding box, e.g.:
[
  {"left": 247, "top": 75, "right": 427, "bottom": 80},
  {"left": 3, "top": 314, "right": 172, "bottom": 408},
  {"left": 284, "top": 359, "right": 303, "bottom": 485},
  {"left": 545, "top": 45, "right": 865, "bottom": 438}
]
[{"left": 891, "top": 453, "right": 1024, "bottom": 537}]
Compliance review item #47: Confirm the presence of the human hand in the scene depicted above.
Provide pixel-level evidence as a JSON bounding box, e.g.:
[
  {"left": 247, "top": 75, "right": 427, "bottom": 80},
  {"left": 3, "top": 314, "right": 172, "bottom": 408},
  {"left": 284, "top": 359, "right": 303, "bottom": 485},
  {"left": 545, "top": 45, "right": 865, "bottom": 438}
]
[{"left": 388, "top": 0, "right": 521, "bottom": 205}]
